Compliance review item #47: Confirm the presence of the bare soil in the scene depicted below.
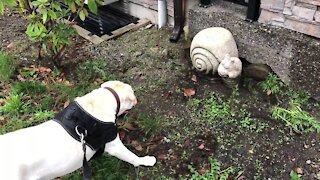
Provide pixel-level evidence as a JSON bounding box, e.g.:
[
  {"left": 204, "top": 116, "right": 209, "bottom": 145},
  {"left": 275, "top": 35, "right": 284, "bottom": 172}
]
[{"left": 1, "top": 13, "right": 320, "bottom": 179}]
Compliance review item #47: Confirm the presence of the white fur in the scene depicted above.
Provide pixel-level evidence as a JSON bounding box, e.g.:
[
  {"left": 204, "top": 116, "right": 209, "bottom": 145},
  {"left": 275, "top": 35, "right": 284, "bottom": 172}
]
[{"left": 0, "top": 81, "right": 156, "bottom": 180}]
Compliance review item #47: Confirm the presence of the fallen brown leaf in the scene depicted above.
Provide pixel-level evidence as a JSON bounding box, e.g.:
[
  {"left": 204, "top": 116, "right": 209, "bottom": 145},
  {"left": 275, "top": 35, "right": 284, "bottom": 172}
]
[
  {"left": 122, "top": 122, "right": 137, "bottom": 131},
  {"left": 131, "top": 140, "right": 143, "bottom": 151},
  {"left": 119, "top": 130, "right": 126, "bottom": 140},
  {"left": 198, "top": 143, "right": 205, "bottom": 150},
  {"left": 171, "top": 155, "right": 177, "bottom": 161},
  {"left": 7, "top": 42, "right": 14, "bottom": 49},
  {"left": 197, "top": 169, "right": 206, "bottom": 175},
  {"left": 183, "top": 88, "right": 196, "bottom": 97},
  {"left": 64, "top": 100, "right": 70, "bottom": 108},
  {"left": 157, "top": 154, "right": 166, "bottom": 160},
  {"left": 296, "top": 167, "right": 303, "bottom": 174}
]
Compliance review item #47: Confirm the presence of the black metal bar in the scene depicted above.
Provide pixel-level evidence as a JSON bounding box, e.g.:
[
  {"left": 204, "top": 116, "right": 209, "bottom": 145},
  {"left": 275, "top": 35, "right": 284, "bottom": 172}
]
[
  {"left": 170, "top": 0, "right": 185, "bottom": 42},
  {"left": 246, "top": 0, "right": 260, "bottom": 22}
]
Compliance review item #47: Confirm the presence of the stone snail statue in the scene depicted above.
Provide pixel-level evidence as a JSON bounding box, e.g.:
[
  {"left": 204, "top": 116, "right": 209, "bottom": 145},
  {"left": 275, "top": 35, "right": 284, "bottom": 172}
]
[
  {"left": 190, "top": 27, "right": 242, "bottom": 87},
  {"left": 218, "top": 54, "right": 242, "bottom": 88}
]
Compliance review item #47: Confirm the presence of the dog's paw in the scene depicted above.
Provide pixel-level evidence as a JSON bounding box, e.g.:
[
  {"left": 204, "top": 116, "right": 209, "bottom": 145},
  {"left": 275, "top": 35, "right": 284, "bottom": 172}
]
[{"left": 139, "top": 156, "right": 156, "bottom": 166}]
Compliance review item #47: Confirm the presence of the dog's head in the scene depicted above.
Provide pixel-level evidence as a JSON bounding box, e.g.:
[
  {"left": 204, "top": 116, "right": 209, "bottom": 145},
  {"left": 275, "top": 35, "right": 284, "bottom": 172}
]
[{"left": 100, "top": 81, "right": 137, "bottom": 116}]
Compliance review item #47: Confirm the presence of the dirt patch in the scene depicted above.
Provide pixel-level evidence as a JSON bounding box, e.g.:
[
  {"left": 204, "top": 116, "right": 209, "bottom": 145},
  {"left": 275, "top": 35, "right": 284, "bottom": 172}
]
[{"left": 1, "top": 13, "right": 320, "bottom": 179}]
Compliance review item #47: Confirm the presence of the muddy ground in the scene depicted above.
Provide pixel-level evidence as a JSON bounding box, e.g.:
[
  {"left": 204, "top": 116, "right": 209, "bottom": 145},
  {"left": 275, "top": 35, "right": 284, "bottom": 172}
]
[{"left": 1, "top": 13, "right": 320, "bottom": 179}]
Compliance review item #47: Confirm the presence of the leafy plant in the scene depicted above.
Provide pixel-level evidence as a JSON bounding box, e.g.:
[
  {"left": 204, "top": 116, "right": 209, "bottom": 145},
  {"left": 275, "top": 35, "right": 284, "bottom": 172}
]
[
  {"left": 2, "top": 0, "right": 104, "bottom": 67},
  {"left": 137, "top": 114, "right": 165, "bottom": 136},
  {"left": 187, "top": 158, "right": 243, "bottom": 180},
  {"left": 0, "top": 51, "right": 17, "bottom": 82},
  {"left": 203, "top": 94, "right": 234, "bottom": 122},
  {"left": 63, "top": 154, "right": 129, "bottom": 179},
  {"left": 259, "top": 73, "right": 284, "bottom": 95},
  {"left": 0, "top": 0, "right": 16, "bottom": 14},
  {"left": 12, "top": 81, "right": 47, "bottom": 95},
  {"left": 76, "top": 60, "right": 115, "bottom": 81},
  {"left": 290, "top": 170, "right": 301, "bottom": 180},
  {"left": 271, "top": 102, "right": 320, "bottom": 133},
  {"left": 0, "top": 92, "right": 25, "bottom": 115},
  {"left": 33, "top": 110, "right": 55, "bottom": 122}
]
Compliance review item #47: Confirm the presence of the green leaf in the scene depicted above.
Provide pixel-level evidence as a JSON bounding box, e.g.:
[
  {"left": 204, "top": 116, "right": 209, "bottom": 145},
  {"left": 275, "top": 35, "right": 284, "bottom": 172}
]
[
  {"left": 79, "top": 9, "right": 85, "bottom": 21},
  {"left": 48, "top": 10, "right": 57, "bottom": 20},
  {"left": 0, "top": 1, "right": 4, "bottom": 15},
  {"left": 42, "top": 12, "right": 48, "bottom": 23},
  {"left": 95, "top": 0, "right": 105, "bottom": 6},
  {"left": 70, "top": 2, "right": 76, "bottom": 13},
  {"left": 31, "top": 1, "right": 42, "bottom": 7},
  {"left": 2, "top": 0, "right": 17, "bottom": 7},
  {"left": 88, "top": 0, "right": 97, "bottom": 14}
]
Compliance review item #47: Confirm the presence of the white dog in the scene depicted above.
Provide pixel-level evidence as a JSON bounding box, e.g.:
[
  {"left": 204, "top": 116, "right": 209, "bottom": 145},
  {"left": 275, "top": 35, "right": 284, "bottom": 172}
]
[{"left": 0, "top": 81, "right": 156, "bottom": 180}]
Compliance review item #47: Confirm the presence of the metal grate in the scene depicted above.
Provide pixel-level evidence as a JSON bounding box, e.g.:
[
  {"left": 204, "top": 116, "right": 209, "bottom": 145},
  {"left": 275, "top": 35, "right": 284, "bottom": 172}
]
[{"left": 62, "top": 3, "right": 139, "bottom": 36}]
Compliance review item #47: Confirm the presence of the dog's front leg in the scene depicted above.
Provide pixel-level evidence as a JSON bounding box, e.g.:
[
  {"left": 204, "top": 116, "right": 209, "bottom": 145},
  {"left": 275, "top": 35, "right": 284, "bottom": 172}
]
[{"left": 104, "top": 135, "right": 156, "bottom": 167}]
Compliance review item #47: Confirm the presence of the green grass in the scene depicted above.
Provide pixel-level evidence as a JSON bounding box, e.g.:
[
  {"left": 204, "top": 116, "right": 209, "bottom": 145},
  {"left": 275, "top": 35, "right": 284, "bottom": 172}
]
[
  {"left": 271, "top": 102, "right": 320, "bottom": 133},
  {"left": 186, "top": 158, "right": 243, "bottom": 180},
  {"left": 0, "top": 51, "right": 16, "bottom": 82},
  {"left": 203, "top": 94, "right": 234, "bottom": 122},
  {"left": 63, "top": 154, "right": 130, "bottom": 180},
  {"left": 48, "top": 83, "right": 96, "bottom": 103},
  {"left": 0, "top": 92, "right": 25, "bottom": 115},
  {"left": 12, "top": 81, "right": 47, "bottom": 95},
  {"left": 136, "top": 114, "right": 166, "bottom": 136},
  {"left": 75, "top": 59, "right": 117, "bottom": 82}
]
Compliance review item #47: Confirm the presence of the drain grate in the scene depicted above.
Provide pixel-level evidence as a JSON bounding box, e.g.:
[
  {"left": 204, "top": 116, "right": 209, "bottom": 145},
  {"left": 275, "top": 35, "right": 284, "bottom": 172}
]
[{"left": 62, "top": 4, "right": 139, "bottom": 37}]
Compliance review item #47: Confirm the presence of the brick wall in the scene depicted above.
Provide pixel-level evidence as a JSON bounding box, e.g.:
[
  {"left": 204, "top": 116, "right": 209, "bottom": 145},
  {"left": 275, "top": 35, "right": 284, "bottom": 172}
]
[{"left": 259, "top": 0, "right": 320, "bottom": 38}]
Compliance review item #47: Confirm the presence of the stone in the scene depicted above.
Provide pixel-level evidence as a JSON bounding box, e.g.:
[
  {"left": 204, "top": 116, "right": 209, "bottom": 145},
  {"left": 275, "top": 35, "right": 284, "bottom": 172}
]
[
  {"left": 315, "top": 11, "right": 320, "bottom": 23},
  {"left": 244, "top": 64, "right": 272, "bottom": 81},
  {"left": 284, "top": 18, "right": 320, "bottom": 38},
  {"left": 292, "top": 4, "right": 316, "bottom": 21},
  {"left": 261, "top": 0, "right": 285, "bottom": 12},
  {"left": 218, "top": 54, "right": 242, "bottom": 79},
  {"left": 190, "top": 27, "right": 238, "bottom": 75},
  {"left": 258, "top": 10, "right": 282, "bottom": 24}
]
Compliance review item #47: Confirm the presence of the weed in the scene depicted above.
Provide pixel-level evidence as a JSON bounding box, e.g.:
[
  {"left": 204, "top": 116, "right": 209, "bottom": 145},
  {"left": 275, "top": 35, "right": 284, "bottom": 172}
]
[
  {"left": 63, "top": 154, "right": 129, "bottom": 180},
  {"left": 20, "top": 67, "right": 38, "bottom": 79},
  {"left": 137, "top": 114, "right": 165, "bottom": 136},
  {"left": 271, "top": 102, "right": 320, "bottom": 133},
  {"left": 0, "top": 118, "right": 31, "bottom": 135},
  {"left": 188, "top": 98, "right": 202, "bottom": 108},
  {"left": 37, "top": 96, "right": 55, "bottom": 110},
  {"left": 12, "top": 81, "right": 46, "bottom": 95},
  {"left": 187, "top": 158, "right": 243, "bottom": 180},
  {"left": 290, "top": 170, "right": 301, "bottom": 180},
  {"left": 203, "top": 94, "right": 234, "bottom": 122},
  {"left": 259, "top": 73, "right": 284, "bottom": 95},
  {"left": 32, "top": 110, "right": 55, "bottom": 123},
  {"left": 254, "top": 159, "right": 263, "bottom": 180},
  {"left": 76, "top": 60, "right": 116, "bottom": 82},
  {"left": 48, "top": 83, "right": 96, "bottom": 103},
  {"left": 0, "top": 92, "right": 25, "bottom": 115},
  {"left": 286, "top": 88, "right": 310, "bottom": 106},
  {"left": 0, "top": 51, "right": 16, "bottom": 82}
]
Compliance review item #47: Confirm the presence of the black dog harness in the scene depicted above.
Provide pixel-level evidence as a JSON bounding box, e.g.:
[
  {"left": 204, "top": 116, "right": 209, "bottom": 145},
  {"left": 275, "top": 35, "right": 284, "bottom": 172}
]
[{"left": 53, "top": 87, "right": 121, "bottom": 180}]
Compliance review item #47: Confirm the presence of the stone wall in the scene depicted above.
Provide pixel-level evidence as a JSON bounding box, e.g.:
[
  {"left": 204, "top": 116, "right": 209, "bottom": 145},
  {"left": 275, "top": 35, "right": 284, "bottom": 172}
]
[{"left": 259, "top": 0, "right": 320, "bottom": 38}]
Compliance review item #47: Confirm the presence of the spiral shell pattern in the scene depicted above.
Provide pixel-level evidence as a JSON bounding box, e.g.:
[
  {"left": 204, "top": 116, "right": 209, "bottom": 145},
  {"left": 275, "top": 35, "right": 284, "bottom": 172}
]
[{"left": 190, "top": 47, "right": 220, "bottom": 74}]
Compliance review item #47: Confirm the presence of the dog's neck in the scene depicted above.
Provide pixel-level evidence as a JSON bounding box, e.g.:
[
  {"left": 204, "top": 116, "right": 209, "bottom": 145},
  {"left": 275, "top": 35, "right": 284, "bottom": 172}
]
[{"left": 75, "top": 88, "right": 119, "bottom": 123}]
